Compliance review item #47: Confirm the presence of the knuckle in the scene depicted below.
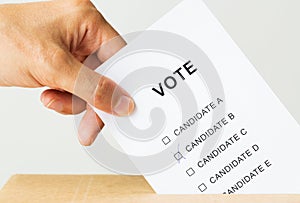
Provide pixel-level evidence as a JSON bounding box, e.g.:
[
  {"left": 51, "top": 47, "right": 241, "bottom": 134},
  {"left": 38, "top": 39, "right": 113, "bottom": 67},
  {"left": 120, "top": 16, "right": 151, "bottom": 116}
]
[
  {"left": 41, "top": 48, "right": 73, "bottom": 88},
  {"left": 94, "top": 77, "right": 114, "bottom": 107},
  {"left": 71, "top": 0, "right": 101, "bottom": 20},
  {"left": 46, "top": 49, "right": 69, "bottom": 73}
]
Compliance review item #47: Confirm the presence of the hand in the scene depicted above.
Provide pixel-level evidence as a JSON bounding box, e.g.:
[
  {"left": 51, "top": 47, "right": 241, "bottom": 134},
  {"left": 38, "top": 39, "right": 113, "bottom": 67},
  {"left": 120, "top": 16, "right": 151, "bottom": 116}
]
[{"left": 0, "top": 0, "right": 135, "bottom": 145}]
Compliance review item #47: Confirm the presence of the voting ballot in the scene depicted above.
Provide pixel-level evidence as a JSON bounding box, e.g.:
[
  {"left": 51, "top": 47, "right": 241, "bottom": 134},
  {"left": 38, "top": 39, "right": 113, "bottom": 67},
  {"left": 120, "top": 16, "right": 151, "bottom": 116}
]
[{"left": 74, "top": 0, "right": 300, "bottom": 194}]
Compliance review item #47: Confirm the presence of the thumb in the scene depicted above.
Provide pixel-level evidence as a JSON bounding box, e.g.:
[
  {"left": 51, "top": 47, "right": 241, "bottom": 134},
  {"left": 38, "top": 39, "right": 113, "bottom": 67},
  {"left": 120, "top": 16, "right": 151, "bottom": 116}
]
[{"left": 52, "top": 52, "right": 135, "bottom": 116}]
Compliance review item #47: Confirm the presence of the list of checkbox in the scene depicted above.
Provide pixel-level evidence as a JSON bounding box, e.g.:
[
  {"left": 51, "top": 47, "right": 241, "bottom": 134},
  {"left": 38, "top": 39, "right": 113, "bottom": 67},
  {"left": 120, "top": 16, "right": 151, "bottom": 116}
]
[
  {"left": 174, "top": 152, "right": 183, "bottom": 161},
  {"left": 162, "top": 136, "right": 171, "bottom": 145},
  {"left": 186, "top": 167, "right": 195, "bottom": 177},
  {"left": 198, "top": 183, "right": 207, "bottom": 192}
]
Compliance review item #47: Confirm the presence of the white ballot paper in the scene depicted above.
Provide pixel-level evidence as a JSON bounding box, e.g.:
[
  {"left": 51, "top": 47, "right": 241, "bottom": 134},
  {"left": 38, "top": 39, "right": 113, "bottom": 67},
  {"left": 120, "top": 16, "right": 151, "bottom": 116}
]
[{"left": 88, "top": 0, "right": 300, "bottom": 194}]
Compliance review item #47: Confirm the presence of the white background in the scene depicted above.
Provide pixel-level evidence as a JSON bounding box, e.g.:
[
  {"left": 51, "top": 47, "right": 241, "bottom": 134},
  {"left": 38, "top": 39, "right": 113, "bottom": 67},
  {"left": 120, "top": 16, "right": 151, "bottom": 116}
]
[{"left": 0, "top": 0, "right": 299, "bottom": 188}]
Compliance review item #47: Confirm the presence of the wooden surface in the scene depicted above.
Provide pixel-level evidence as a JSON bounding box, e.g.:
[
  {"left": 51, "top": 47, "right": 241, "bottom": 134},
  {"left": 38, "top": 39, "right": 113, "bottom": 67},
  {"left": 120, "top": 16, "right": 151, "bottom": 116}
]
[{"left": 0, "top": 175, "right": 299, "bottom": 203}]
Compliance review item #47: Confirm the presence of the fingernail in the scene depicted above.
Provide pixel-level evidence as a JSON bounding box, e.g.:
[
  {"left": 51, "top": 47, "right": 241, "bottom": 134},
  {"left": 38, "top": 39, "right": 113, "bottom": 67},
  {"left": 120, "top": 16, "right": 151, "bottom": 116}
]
[
  {"left": 113, "top": 96, "right": 135, "bottom": 116},
  {"left": 46, "top": 100, "right": 64, "bottom": 112}
]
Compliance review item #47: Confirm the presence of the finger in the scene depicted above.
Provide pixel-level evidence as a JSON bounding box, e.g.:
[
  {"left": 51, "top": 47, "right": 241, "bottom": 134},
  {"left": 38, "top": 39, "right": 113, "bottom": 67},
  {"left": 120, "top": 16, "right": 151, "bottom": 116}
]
[
  {"left": 96, "top": 19, "right": 127, "bottom": 63},
  {"left": 52, "top": 51, "right": 135, "bottom": 116},
  {"left": 40, "top": 53, "right": 101, "bottom": 114},
  {"left": 83, "top": 52, "right": 101, "bottom": 70},
  {"left": 97, "top": 34, "right": 126, "bottom": 63},
  {"left": 78, "top": 105, "right": 104, "bottom": 146},
  {"left": 40, "top": 89, "right": 86, "bottom": 115}
]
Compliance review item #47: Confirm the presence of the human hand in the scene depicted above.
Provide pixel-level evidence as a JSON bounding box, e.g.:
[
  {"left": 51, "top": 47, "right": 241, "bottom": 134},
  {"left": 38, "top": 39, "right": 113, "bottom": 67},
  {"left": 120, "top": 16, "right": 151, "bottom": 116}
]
[{"left": 0, "top": 0, "right": 135, "bottom": 145}]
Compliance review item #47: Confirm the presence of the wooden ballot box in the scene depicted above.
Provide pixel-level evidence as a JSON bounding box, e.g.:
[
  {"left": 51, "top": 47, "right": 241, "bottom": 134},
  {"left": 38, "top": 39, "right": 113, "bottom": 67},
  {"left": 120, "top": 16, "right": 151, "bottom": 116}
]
[{"left": 0, "top": 175, "right": 299, "bottom": 203}]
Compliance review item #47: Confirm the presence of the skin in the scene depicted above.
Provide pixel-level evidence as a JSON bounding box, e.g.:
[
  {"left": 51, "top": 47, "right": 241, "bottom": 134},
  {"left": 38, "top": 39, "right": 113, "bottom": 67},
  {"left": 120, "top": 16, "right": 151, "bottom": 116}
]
[{"left": 0, "top": 0, "right": 135, "bottom": 146}]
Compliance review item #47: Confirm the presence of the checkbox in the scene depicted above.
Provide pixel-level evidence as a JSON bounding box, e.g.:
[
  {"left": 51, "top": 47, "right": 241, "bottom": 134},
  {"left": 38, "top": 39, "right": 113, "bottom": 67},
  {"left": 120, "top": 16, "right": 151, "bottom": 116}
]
[
  {"left": 162, "top": 136, "right": 171, "bottom": 145},
  {"left": 186, "top": 168, "right": 195, "bottom": 177},
  {"left": 174, "top": 152, "right": 183, "bottom": 161},
  {"left": 198, "top": 183, "right": 207, "bottom": 192}
]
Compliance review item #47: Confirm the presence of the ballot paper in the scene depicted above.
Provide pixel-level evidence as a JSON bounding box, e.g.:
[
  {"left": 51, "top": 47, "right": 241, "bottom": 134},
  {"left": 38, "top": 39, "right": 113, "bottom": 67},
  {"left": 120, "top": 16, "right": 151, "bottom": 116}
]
[{"left": 87, "top": 0, "right": 300, "bottom": 194}]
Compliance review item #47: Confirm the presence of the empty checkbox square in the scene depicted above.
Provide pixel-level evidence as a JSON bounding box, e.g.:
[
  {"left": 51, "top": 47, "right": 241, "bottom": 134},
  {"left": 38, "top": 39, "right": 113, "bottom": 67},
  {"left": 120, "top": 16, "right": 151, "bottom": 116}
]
[
  {"left": 162, "top": 136, "right": 171, "bottom": 145},
  {"left": 174, "top": 152, "right": 183, "bottom": 161},
  {"left": 186, "top": 167, "right": 195, "bottom": 177},
  {"left": 198, "top": 183, "right": 207, "bottom": 192}
]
